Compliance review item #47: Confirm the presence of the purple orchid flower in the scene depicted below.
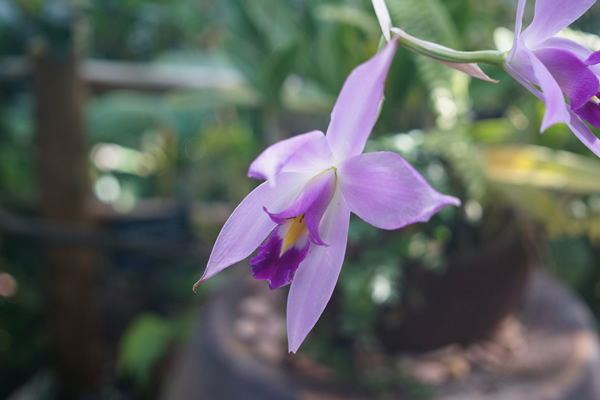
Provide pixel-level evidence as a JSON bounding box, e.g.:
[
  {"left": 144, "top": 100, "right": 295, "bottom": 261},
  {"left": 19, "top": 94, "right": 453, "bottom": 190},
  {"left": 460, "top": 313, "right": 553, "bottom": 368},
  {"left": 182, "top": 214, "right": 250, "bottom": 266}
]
[
  {"left": 193, "top": 41, "right": 460, "bottom": 353},
  {"left": 506, "top": 0, "right": 600, "bottom": 156}
]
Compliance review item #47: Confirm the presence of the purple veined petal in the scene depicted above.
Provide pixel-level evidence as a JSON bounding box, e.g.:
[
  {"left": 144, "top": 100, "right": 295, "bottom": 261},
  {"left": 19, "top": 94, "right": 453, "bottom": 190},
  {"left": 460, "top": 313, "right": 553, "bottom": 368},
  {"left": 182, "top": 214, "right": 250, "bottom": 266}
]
[
  {"left": 533, "top": 47, "right": 600, "bottom": 110},
  {"left": 193, "top": 171, "right": 314, "bottom": 291},
  {"left": 537, "top": 37, "right": 600, "bottom": 76},
  {"left": 326, "top": 40, "right": 398, "bottom": 161},
  {"left": 248, "top": 130, "right": 333, "bottom": 184},
  {"left": 287, "top": 189, "right": 351, "bottom": 353},
  {"left": 338, "top": 151, "right": 460, "bottom": 230},
  {"left": 508, "top": 0, "right": 527, "bottom": 62},
  {"left": 507, "top": 59, "right": 600, "bottom": 157},
  {"left": 266, "top": 169, "right": 337, "bottom": 246},
  {"left": 507, "top": 42, "right": 571, "bottom": 130},
  {"left": 522, "top": 0, "right": 596, "bottom": 47},
  {"left": 586, "top": 51, "right": 600, "bottom": 66},
  {"left": 250, "top": 223, "right": 310, "bottom": 290},
  {"left": 567, "top": 109, "right": 600, "bottom": 157},
  {"left": 574, "top": 97, "right": 600, "bottom": 130},
  {"left": 389, "top": 28, "right": 497, "bottom": 83},
  {"left": 372, "top": 0, "right": 392, "bottom": 42}
]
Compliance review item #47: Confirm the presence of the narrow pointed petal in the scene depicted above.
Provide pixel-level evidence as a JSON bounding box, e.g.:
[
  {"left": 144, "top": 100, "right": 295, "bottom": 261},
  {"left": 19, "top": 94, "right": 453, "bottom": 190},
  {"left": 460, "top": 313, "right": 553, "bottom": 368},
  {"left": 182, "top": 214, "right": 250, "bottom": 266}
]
[
  {"left": 534, "top": 47, "right": 600, "bottom": 110},
  {"left": 287, "top": 190, "right": 350, "bottom": 353},
  {"left": 567, "top": 109, "right": 600, "bottom": 157},
  {"left": 508, "top": 0, "right": 527, "bottom": 61},
  {"left": 326, "top": 40, "right": 398, "bottom": 161},
  {"left": 193, "top": 172, "right": 313, "bottom": 291},
  {"left": 250, "top": 225, "right": 310, "bottom": 290},
  {"left": 372, "top": 0, "right": 391, "bottom": 42},
  {"left": 506, "top": 62, "right": 544, "bottom": 103},
  {"left": 523, "top": 0, "right": 596, "bottom": 46},
  {"left": 338, "top": 152, "right": 460, "bottom": 230},
  {"left": 437, "top": 60, "right": 498, "bottom": 83},
  {"left": 248, "top": 130, "right": 333, "bottom": 183},
  {"left": 266, "top": 169, "right": 337, "bottom": 246},
  {"left": 508, "top": 43, "right": 571, "bottom": 130}
]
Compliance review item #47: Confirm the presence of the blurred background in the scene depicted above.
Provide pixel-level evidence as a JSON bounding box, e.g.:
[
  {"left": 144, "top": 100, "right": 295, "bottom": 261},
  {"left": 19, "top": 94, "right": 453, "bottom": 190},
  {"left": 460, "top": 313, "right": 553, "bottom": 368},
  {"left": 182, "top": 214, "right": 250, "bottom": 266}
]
[{"left": 1, "top": 0, "right": 600, "bottom": 399}]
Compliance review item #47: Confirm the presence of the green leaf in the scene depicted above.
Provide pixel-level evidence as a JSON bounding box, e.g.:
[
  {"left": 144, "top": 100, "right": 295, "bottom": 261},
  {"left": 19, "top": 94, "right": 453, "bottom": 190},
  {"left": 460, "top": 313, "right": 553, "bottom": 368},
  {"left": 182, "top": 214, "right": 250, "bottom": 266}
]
[
  {"left": 484, "top": 145, "right": 600, "bottom": 194},
  {"left": 117, "top": 313, "right": 173, "bottom": 388},
  {"left": 261, "top": 40, "right": 304, "bottom": 103},
  {"left": 314, "top": 4, "right": 380, "bottom": 38}
]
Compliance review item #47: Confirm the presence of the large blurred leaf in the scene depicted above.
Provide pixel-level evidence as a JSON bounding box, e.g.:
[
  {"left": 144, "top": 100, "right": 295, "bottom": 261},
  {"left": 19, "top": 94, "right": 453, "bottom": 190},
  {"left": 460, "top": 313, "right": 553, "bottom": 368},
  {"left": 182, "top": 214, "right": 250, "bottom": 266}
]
[
  {"left": 237, "top": 0, "right": 300, "bottom": 49},
  {"left": 261, "top": 39, "right": 304, "bottom": 102},
  {"left": 484, "top": 145, "right": 600, "bottom": 194},
  {"left": 314, "top": 4, "right": 380, "bottom": 38},
  {"left": 221, "top": 0, "right": 303, "bottom": 99},
  {"left": 482, "top": 145, "right": 600, "bottom": 241}
]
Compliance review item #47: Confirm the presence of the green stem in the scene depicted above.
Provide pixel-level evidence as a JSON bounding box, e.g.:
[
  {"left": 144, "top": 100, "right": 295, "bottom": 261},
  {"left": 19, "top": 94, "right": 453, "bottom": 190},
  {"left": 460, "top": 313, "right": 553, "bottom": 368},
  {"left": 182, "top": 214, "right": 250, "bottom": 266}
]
[{"left": 393, "top": 29, "right": 507, "bottom": 67}]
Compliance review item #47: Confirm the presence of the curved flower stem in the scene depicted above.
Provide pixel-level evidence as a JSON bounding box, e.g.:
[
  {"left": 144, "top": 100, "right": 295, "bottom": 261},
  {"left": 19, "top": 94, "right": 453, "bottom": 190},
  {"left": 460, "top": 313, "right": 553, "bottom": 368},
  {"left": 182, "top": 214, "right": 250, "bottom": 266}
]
[{"left": 392, "top": 28, "right": 507, "bottom": 68}]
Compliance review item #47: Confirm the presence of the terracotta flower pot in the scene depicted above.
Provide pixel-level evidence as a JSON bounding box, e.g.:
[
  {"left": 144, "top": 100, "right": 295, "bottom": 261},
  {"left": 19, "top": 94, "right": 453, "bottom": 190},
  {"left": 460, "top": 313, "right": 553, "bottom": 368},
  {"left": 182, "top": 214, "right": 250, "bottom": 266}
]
[
  {"left": 376, "top": 223, "right": 538, "bottom": 352},
  {"left": 162, "top": 266, "right": 600, "bottom": 400}
]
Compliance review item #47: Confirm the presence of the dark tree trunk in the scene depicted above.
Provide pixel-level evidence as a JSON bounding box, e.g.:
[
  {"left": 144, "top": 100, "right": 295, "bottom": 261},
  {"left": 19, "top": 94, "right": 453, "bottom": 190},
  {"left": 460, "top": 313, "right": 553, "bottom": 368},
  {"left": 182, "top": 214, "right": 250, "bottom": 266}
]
[{"left": 33, "top": 47, "right": 101, "bottom": 398}]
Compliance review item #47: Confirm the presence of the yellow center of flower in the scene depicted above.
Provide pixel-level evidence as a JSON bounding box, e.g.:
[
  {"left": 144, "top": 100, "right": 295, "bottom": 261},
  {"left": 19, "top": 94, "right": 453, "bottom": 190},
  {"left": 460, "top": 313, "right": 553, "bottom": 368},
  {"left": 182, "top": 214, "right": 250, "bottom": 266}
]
[{"left": 281, "top": 214, "right": 307, "bottom": 255}]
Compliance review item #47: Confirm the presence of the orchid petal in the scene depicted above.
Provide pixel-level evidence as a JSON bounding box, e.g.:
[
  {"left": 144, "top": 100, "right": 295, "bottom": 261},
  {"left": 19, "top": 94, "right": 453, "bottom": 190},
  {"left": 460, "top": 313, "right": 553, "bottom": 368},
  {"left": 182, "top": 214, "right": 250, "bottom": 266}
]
[
  {"left": 533, "top": 47, "right": 600, "bottom": 110},
  {"left": 508, "top": 0, "right": 527, "bottom": 62},
  {"left": 193, "top": 171, "right": 313, "bottom": 291},
  {"left": 538, "top": 37, "right": 600, "bottom": 76},
  {"left": 338, "top": 151, "right": 460, "bottom": 230},
  {"left": 508, "top": 42, "right": 571, "bottom": 130},
  {"left": 437, "top": 60, "right": 498, "bottom": 83},
  {"left": 506, "top": 60, "right": 544, "bottom": 103},
  {"left": 266, "top": 169, "right": 337, "bottom": 246},
  {"left": 287, "top": 190, "right": 350, "bottom": 353},
  {"left": 509, "top": 62, "right": 600, "bottom": 156},
  {"left": 248, "top": 130, "right": 333, "bottom": 183},
  {"left": 372, "top": 0, "right": 392, "bottom": 42},
  {"left": 567, "top": 109, "right": 600, "bottom": 157},
  {"left": 326, "top": 40, "right": 397, "bottom": 161},
  {"left": 586, "top": 51, "right": 600, "bottom": 66},
  {"left": 523, "top": 0, "right": 596, "bottom": 47}
]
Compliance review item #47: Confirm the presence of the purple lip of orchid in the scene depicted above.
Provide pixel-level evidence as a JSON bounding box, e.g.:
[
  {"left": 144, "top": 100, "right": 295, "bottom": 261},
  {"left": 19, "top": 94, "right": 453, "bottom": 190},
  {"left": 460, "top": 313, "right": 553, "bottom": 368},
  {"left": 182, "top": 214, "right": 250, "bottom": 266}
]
[
  {"left": 193, "top": 40, "right": 461, "bottom": 353},
  {"left": 505, "top": 0, "right": 600, "bottom": 157}
]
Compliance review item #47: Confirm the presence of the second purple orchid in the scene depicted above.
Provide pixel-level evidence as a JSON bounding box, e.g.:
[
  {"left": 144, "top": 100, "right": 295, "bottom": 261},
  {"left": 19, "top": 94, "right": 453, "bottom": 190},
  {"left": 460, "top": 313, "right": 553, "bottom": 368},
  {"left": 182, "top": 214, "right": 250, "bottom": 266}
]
[
  {"left": 193, "top": 41, "right": 460, "bottom": 353},
  {"left": 506, "top": 0, "right": 600, "bottom": 156},
  {"left": 372, "top": 0, "right": 600, "bottom": 157}
]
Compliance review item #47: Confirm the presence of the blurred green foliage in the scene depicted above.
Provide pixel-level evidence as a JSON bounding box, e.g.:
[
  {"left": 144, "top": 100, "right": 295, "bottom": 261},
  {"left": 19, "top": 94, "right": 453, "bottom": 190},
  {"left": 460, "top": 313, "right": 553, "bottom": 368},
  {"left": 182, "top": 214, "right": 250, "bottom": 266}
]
[{"left": 118, "top": 312, "right": 193, "bottom": 389}]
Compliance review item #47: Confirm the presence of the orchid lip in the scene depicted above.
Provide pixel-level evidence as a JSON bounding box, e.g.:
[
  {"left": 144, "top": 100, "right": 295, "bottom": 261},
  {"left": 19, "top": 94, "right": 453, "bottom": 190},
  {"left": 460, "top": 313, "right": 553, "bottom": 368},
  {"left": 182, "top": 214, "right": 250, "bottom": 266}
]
[
  {"left": 250, "top": 222, "right": 310, "bottom": 290},
  {"left": 264, "top": 168, "right": 338, "bottom": 247}
]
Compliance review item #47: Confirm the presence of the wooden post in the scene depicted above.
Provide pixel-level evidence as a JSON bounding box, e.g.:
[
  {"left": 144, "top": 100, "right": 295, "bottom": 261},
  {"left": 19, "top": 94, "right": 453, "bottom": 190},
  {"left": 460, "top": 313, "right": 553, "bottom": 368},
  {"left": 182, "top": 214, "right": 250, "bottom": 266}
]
[{"left": 33, "top": 45, "right": 101, "bottom": 398}]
